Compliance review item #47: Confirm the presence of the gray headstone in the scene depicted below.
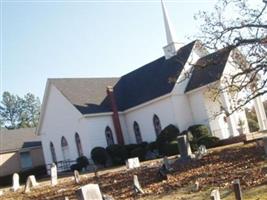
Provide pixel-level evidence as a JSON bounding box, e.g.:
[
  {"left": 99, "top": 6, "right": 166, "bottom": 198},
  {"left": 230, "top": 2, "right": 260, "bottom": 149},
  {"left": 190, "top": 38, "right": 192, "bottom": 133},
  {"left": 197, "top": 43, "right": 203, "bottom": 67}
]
[
  {"left": 24, "top": 175, "right": 38, "bottom": 193},
  {"left": 126, "top": 157, "right": 140, "bottom": 169},
  {"left": 76, "top": 184, "right": 102, "bottom": 200},
  {"left": 196, "top": 145, "right": 208, "bottom": 159},
  {"left": 263, "top": 137, "right": 267, "bottom": 156},
  {"left": 210, "top": 189, "right": 220, "bottom": 200},
  {"left": 163, "top": 156, "right": 173, "bottom": 172},
  {"left": 12, "top": 173, "right": 20, "bottom": 192},
  {"left": 158, "top": 168, "right": 168, "bottom": 180},
  {"left": 133, "top": 175, "right": 144, "bottom": 194},
  {"left": 177, "top": 135, "right": 192, "bottom": 159},
  {"left": 233, "top": 179, "right": 242, "bottom": 200},
  {"left": 74, "top": 170, "right": 80, "bottom": 184},
  {"left": 51, "top": 163, "right": 58, "bottom": 186}
]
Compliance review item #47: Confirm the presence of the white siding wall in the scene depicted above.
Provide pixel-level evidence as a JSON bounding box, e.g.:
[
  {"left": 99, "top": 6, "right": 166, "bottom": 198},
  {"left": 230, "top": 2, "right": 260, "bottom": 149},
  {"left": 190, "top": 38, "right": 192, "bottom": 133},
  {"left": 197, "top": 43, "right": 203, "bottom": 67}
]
[
  {"left": 40, "top": 85, "right": 83, "bottom": 166},
  {"left": 124, "top": 96, "right": 177, "bottom": 143}
]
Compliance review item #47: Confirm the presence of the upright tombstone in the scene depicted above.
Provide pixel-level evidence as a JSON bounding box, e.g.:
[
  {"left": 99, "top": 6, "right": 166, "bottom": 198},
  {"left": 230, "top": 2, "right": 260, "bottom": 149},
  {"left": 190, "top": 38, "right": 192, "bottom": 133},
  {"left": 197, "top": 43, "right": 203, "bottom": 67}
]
[
  {"left": 133, "top": 175, "right": 144, "bottom": 194},
  {"left": 74, "top": 170, "right": 80, "bottom": 184},
  {"left": 163, "top": 156, "right": 173, "bottom": 172},
  {"left": 76, "top": 184, "right": 102, "bottom": 200},
  {"left": 263, "top": 137, "right": 267, "bottom": 156},
  {"left": 233, "top": 179, "right": 243, "bottom": 200},
  {"left": 12, "top": 173, "right": 20, "bottom": 192},
  {"left": 177, "top": 135, "right": 192, "bottom": 162},
  {"left": 126, "top": 157, "right": 140, "bottom": 169},
  {"left": 24, "top": 175, "right": 38, "bottom": 193},
  {"left": 210, "top": 189, "right": 221, "bottom": 200},
  {"left": 50, "top": 163, "right": 58, "bottom": 186}
]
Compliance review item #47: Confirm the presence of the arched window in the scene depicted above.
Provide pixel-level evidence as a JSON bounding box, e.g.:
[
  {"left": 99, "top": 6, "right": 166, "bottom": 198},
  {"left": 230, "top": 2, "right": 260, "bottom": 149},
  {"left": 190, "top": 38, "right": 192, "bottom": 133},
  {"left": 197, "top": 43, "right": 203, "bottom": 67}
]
[
  {"left": 153, "top": 114, "right": 162, "bottom": 136},
  {"left": 133, "top": 121, "right": 143, "bottom": 144},
  {"left": 75, "top": 133, "right": 83, "bottom": 157},
  {"left": 50, "top": 142, "right": 57, "bottom": 163},
  {"left": 61, "top": 136, "right": 70, "bottom": 161},
  {"left": 105, "top": 126, "right": 115, "bottom": 146}
]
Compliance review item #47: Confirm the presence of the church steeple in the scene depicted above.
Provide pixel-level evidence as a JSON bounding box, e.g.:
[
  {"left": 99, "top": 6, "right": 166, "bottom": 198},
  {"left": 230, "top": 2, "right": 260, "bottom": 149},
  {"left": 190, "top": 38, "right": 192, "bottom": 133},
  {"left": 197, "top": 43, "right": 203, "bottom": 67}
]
[{"left": 161, "top": 0, "right": 183, "bottom": 59}]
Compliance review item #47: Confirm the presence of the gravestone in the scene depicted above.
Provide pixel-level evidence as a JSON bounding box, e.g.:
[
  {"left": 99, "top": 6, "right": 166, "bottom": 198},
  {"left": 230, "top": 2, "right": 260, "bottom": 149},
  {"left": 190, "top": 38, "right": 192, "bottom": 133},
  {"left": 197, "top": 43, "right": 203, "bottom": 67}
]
[
  {"left": 177, "top": 135, "right": 192, "bottom": 163},
  {"left": 193, "top": 180, "right": 199, "bottom": 192},
  {"left": 263, "top": 137, "right": 267, "bottom": 156},
  {"left": 163, "top": 156, "right": 173, "bottom": 172},
  {"left": 196, "top": 145, "right": 207, "bottom": 159},
  {"left": 76, "top": 184, "right": 102, "bottom": 200},
  {"left": 74, "top": 170, "right": 80, "bottom": 184},
  {"left": 24, "top": 175, "right": 38, "bottom": 193},
  {"left": 210, "top": 189, "right": 220, "bottom": 200},
  {"left": 126, "top": 157, "right": 140, "bottom": 169},
  {"left": 233, "top": 179, "right": 242, "bottom": 200},
  {"left": 158, "top": 168, "right": 168, "bottom": 180},
  {"left": 133, "top": 175, "right": 144, "bottom": 194},
  {"left": 0, "top": 190, "right": 3, "bottom": 196},
  {"left": 50, "top": 163, "right": 58, "bottom": 186},
  {"left": 12, "top": 173, "right": 20, "bottom": 192}
]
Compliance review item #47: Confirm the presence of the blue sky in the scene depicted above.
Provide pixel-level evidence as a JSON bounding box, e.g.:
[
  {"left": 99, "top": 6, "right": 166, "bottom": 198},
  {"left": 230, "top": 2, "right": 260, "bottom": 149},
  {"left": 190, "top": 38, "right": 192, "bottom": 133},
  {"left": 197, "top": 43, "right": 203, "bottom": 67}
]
[{"left": 1, "top": 0, "right": 216, "bottom": 100}]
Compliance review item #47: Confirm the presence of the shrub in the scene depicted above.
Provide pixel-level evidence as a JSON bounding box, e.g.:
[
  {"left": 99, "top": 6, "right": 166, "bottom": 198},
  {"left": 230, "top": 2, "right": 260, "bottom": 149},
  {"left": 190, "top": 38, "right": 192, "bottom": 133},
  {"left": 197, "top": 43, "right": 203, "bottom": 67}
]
[
  {"left": 180, "top": 130, "right": 194, "bottom": 142},
  {"left": 106, "top": 144, "right": 128, "bottom": 165},
  {"left": 156, "top": 124, "right": 180, "bottom": 146},
  {"left": 70, "top": 163, "right": 82, "bottom": 171},
  {"left": 148, "top": 141, "right": 158, "bottom": 151},
  {"left": 197, "top": 135, "right": 220, "bottom": 148},
  {"left": 91, "top": 147, "right": 108, "bottom": 166},
  {"left": 130, "top": 147, "right": 147, "bottom": 161},
  {"left": 139, "top": 141, "right": 148, "bottom": 148},
  {"left": 125, "top": 144, "right": 139, "bottom": 154},
  {"left": 76, "top": 156, "right": 89, "bottom": 168},
  {"left": 247, "top": 119, "right": 259, "bottom": 132},
  {"left": 188, "top": 124, "right": 211, "bottom": 140},
  {"left": 161, "top": 141, "right": 179, "bottom": 156}
]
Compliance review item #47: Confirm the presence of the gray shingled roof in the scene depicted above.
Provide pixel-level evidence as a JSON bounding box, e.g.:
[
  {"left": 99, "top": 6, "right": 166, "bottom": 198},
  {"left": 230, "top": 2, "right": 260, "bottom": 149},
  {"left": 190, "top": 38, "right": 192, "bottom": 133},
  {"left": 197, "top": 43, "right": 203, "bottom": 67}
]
[
  {"left": 50, "top": 41, "right": 196, "bottom": 114},
  {"left": 0, "top": 128, "right": 41, "bottom": 153},
  {"left": 185, "top": 47, "right": 231, "bottom": 92}
]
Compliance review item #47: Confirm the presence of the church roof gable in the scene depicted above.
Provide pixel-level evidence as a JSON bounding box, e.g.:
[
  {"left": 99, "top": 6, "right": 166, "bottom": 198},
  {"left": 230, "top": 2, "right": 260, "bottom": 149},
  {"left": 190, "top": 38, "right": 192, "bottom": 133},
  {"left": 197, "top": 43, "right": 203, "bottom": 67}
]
[{"left": 185, "top": 47, "right": 231, "bottom": 92}]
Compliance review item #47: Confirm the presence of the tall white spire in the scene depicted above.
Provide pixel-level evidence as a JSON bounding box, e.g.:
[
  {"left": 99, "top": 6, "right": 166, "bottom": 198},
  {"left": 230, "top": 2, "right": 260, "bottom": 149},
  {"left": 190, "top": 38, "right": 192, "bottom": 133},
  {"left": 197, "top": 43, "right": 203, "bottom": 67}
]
[
  {"left": 161, "top": 0, "right": 183, "bottom": 59},
  {"left": 161, "top": 0, "right": 177, "bottom": 44}
]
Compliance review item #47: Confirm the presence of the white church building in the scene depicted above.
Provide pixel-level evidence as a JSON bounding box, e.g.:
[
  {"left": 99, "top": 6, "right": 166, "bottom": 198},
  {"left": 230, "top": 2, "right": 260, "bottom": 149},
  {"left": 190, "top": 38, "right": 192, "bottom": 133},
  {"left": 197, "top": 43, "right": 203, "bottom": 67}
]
[{"left": 37, "top": 1, "right": 267, "bottom": 170}]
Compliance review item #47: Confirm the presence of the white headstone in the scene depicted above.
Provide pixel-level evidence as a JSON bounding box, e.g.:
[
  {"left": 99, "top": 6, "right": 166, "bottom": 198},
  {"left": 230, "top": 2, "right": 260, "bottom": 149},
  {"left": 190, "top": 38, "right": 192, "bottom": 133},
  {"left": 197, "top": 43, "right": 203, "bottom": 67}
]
[
  {"left": 24, "top": 175, "right": 38, "bottom": 193},
  {"left": 12, "top": 173, "right": 20, "bottom": 192},
  {"left": 51, "top": 163, "right": 58, "bottom": 186},
  {"left": 210, "top": 189, "right": 220, "bottom": 200},
  {"left": 126, "top": 157, "right": 140, "bottom": 169},
  {"left": 76, "top": 184, "right": 102, "bottom": 200},
  {"left": 0, "top": 190, "right": 3, "bottom": 196},
  {"left": 133, "top": 175, "right": 144, "bottom": 194},
  {"left": 74, "top": 170, "right": 80, "bottom": 184}
]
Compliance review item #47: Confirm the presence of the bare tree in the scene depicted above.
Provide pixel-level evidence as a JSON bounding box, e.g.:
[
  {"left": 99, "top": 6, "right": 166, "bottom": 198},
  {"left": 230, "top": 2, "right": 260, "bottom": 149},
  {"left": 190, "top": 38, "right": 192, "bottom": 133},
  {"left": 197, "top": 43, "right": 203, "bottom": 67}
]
[{"left": 194, "top": 0, "right": 267, "bottom": 115}]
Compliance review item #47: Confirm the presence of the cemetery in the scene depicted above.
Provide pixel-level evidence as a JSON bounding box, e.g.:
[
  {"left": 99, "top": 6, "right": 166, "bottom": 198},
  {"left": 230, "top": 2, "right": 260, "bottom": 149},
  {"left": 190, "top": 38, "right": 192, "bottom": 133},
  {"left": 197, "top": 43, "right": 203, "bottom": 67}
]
[{"left": 0, "top": 136, "right": 267, "bottom": 200}]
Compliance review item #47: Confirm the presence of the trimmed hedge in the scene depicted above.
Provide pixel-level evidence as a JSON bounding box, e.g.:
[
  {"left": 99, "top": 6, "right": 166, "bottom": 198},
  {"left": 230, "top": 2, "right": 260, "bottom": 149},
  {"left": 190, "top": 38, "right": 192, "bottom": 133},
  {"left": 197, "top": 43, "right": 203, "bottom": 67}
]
[
  {"left": 0, "top": 165, "right": 47, "bottom": 187},
  {"left": 197, "top": 135, "right": 220, "bottom": 148},
  {"left": 130, "top": 147, "right": 147, "bottom": 161},
  {"left": 161, "top": 141, "right": 179, "bottom": 156},
  {"left": 76, "top": 156, "right": 89, "bottom": 168},
  {"left": 106, "top": 144, "right": 128, "bottom": 165},
  {"left": 148, "top": 141, "right": 158, "bottom": 151},
  {"left": 91, "top": 147, "right": 108, "bottom": 166},
  {"left": 188, "top": 124, "right": 211, "bottom": 140},
  {"left": 156, "top": 124, "right": 180, "bottom": 146}
]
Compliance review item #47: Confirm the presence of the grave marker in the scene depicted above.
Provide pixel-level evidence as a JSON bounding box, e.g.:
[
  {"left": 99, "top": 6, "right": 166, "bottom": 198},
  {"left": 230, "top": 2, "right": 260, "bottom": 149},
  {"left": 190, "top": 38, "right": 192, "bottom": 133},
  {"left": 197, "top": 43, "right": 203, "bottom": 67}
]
[
  {"left": 12, "top": 173, "right": 20, "bottom": 192},
  {"left": 233, "top": 179, "right": 243, "bottom": 200},
  {"left": 126, "top": 157, "right": 140, "bottom": 169},
  {"left": 50, "top": 163, "right": 58, "bottom": 186},
  {"left": 24, "top": 175, "right": 38, "bottom": 193},
  {"left": 163, "top": 156, "right": 173, "bottom": 172},
  {"left": 210, "top": 189, "right": 220, "bottom": 200},
  {"left": 74, "top": 170, "right": 80, "bottom": 184},
  {"left": 76, "top": 184, "right": 102, "bottom": 200},
  {"left": 133, "top": 175, "right": 144, "bottom": 194}
]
